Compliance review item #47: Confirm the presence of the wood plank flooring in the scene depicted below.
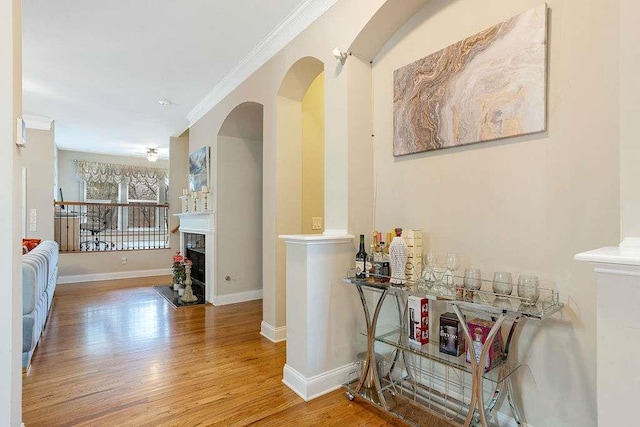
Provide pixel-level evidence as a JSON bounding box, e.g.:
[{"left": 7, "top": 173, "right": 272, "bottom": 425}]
[{"left": 23, "top": 276, "right": 412, "bottom": 426}]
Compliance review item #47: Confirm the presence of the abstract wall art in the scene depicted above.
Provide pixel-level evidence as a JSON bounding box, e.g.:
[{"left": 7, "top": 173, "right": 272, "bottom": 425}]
[{"left": 393, "top": 4, "right": 548, "bottom": 156}]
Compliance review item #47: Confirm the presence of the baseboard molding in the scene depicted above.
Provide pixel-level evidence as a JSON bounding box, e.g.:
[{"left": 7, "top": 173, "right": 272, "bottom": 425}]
[
  {"left": 260, "top": 321, "right": 286, "bottom": 343},
  {"left": 211, "top": 289, "right": 263, "bottom": 306},
  {"left": 282, "top": 363, "right": 352, "bottom": 401},
  {"left": 58, "top": 268, "right": 171, "bottom": 284}
]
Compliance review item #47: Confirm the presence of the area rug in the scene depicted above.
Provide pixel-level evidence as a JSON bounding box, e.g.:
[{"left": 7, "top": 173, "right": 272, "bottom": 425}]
[{"left": 153, "top": 285, "right": 205, "bottom": 308}]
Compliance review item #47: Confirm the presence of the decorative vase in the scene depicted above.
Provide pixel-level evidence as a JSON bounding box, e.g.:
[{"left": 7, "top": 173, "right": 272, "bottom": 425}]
[
  {"left": 173, "top": 281, "right": 180, "bottom": 291},
  {"left": 389, "top": 228, "right": 408, "bottom": 285}
]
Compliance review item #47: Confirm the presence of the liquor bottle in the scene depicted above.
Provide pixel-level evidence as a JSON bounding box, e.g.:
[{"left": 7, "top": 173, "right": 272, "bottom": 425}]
[{"left": 355, "top": 234, "right": 367, "bottom": 279}]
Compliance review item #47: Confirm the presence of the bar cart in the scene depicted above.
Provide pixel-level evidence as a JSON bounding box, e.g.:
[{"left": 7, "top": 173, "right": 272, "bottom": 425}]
[{"left": 342, "top": 271, "right": 564, "bottom": 427}]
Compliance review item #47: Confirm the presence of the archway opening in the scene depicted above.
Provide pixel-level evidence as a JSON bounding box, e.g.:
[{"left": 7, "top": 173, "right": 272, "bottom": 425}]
[
  {"left": 272, "top": 57, "right": 324, "bottom": 332},
  {"left": 216, "top": 102, "right": 264, "bottom": 302}
]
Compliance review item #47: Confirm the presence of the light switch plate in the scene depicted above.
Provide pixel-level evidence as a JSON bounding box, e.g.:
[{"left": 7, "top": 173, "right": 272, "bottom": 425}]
[{"left": 312, "top": 217, "right": 322, "bottom": 230}]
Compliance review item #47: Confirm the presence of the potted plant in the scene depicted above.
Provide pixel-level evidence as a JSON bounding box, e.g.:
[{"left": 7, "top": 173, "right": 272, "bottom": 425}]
[{"left": 172, "top": 251, "right": 186, "bottom": 291}]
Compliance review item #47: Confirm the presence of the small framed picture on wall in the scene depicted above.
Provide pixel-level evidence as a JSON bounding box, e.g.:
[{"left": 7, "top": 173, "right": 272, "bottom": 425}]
[{"left": 188, "top": 146, "right": 209, "bottom": 192}]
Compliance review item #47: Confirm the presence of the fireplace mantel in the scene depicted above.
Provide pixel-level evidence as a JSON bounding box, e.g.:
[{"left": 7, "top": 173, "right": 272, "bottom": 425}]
[{"left": 175, "top": 212, "right": 215, "bottom": 234}]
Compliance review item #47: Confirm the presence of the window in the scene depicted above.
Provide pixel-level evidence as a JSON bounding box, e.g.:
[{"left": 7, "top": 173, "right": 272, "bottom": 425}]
[
  {"left": 86, "top": 181, "right": 119, "bottom": 202},
  {"left": 127, "top": 178, "right": 158, "bottom": 203},
  {"left": 127, "top": 177, "right": 160, "bottom": 229}
]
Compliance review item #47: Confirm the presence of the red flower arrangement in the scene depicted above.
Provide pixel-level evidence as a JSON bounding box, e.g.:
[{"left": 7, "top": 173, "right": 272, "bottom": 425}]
[{"left": 172, "top": 251, "right": 188, "bottom": 283}]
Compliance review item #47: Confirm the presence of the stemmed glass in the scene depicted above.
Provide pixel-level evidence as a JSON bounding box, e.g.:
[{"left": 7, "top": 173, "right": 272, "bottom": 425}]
[
  {"left": 445, "top": 252, "right": 460, "bottom": 287},
  {"left": 420, "top": 252, "right": 437, "bottom": 290}
]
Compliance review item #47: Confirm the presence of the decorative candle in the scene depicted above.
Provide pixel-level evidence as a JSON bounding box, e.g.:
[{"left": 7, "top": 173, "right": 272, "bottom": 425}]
[{"left": 201, "top": 186, "right": 209, "bottom": 193}]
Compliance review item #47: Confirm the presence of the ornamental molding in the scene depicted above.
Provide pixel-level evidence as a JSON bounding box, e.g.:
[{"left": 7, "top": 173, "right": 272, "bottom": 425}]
[{"left": 186, "top": 0, "right": 338, "bottom": 127}]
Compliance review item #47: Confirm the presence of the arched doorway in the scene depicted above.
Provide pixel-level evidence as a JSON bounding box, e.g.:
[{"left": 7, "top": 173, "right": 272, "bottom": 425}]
[
  {"left": 266, "top": 57, "right": 324, "bottom": 341},
  {"left": 215, "top": 102, "right": 264, "bottom": 303}
]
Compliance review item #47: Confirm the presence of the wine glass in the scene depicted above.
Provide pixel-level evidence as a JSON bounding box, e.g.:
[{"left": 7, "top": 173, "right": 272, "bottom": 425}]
[
  {"left": 517, "top": 274, "right": 540, "bottom": 305},
  {"left": 492, "top": 271, "right": 513, "bottom": 297},
  {"left": 463, "top": 268, "right": 482, "bottom": 300},
  {"left": 421, "top": 252, "right": 437, "bottom": 290},
  {"left": 445, "top": 253, "right": 460, "bottom": 288}
]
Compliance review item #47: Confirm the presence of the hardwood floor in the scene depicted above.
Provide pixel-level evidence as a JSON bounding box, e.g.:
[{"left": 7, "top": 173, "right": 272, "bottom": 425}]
[{"left": 23, "top": 276, "right": 408, "bottom": 426}]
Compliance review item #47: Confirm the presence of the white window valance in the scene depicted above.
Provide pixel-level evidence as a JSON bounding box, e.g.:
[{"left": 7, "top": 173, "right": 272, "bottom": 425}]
[{"left": 76, "top": 160, "right": 168, "bottom": 185}]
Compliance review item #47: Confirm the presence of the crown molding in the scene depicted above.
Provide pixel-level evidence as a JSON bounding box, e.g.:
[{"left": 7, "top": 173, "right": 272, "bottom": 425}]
[
  {"left": 22, "top": 115, "right": 54, "bottom": 131},
  {"left": 187, "top": 0, "right": 337, "bottom": 127}
]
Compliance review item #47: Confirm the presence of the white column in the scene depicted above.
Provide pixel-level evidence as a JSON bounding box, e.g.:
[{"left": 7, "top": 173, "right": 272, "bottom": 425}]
[
  {"left": 0, "top": 0, "right": 22, "bottom": 424},
  {"left": 575, "top": 238, "right": 640, "bottom": 426},
  {"left": 280, "top": 234, "right": 359, "bottom": 400}
]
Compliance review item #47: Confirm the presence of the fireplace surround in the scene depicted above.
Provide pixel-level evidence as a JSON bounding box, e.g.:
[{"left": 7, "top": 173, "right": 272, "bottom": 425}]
[{"left": 175, "top": 212, "right": 215, "bottom": 303}]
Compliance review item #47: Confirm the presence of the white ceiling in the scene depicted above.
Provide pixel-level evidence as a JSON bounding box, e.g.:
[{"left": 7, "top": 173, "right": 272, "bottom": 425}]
[{"left": 22, "top": 0, "right": 329, "bottom": 160}]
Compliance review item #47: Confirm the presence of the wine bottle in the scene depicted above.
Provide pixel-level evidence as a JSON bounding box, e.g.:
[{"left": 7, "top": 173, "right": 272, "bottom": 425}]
[{"left": 355, "top": 234, "right": 367, "bottom": 279}]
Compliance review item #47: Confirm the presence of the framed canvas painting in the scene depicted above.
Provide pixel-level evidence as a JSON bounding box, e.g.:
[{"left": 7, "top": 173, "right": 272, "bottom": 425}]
[
  {"left": 188, "top": 146, "right": 209, "bottom": 192},
  {"left": 393, "top": 4, "right": 548, "bottom": 156}
]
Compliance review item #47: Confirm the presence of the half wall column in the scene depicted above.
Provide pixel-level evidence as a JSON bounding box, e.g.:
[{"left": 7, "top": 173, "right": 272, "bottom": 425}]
[
  {"left": 575, "top": 238, "right": 640, "bottom": 426},
  {"left": 280, "top": 234, "right": 358, "bottom": 400}
]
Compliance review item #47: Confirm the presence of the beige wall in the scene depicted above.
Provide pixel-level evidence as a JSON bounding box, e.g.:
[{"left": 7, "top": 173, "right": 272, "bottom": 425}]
[
  {"left": 169, "top": 133, "right": 189, "bottom": 252},
  {"left": 620, "top": 0, "right": 640, "bottom": 238},
  {"left": 217, "top": 135, "right": 263, "bottom": 295},
  {"left": 370, "top": 1, "right": 618, "bottom": 425},
  {"left": 188, "top": 0, "right": 386, "bottom": 331},
  {"left": 187, "top": 1, "right": 624, "bottom": 424},
  {"left": 347, "top": 56, "right": 374, "bottom": 239},
  {"left": 23, "top": 127, "right": 55, "bottom": 240},
  {"left": 301, "top": 73, "right": 324, "bottom": 234}
]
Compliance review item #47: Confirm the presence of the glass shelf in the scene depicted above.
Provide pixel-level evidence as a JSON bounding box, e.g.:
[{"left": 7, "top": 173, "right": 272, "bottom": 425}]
[
  {"left": 374, "top": 329, "right": 520, "bottom": 384},
  {"left": 343, "top": 277, "right": 564, "bottom": 320}
]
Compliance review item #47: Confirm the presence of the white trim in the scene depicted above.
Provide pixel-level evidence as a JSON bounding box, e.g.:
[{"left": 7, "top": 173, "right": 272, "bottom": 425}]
[
  {"left": 322, "top": 229, "right": 348, "bottom": 236},
  {"left": 211, "top": 289, "right": 263, "bottom": 306},
  {"left": 574, "top": 237, "right": 640, "bottom": 266},
  {"left": 282, "top": 363, "right": 353, "bottom": 401},
  {"left": 593, "top": 266, "right": 640, "bottom": 278},
  {"left": 260, "top": 321, "right": 287, "bottom": 342},
  {"left": 58, "top": 268, "right": 171, "bottom": 284},
  {"left": 279, "top": 234, "right": 354, "bottom": 245},
  {"left": 187, "top": 0, "right": 338, "bottom": 126},
  {"left": 22, "top": 114, "right": 53, "bottom": 130}
]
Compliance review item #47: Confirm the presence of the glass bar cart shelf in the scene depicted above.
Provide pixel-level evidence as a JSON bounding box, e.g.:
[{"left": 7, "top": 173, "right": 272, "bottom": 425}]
[{"left": 342, "top": 272, "right": 564, "bottom": 427}]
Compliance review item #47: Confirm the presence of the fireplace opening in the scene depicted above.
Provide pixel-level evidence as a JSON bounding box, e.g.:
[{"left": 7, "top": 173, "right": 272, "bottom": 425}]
[{"left": 184, "top": 232, "right": 205, "bottom": 297}]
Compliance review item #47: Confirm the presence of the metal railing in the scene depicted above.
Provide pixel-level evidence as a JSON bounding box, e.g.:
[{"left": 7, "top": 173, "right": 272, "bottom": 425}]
[{"left": 54, "top": 201, "right": 170, "bottom": 252}]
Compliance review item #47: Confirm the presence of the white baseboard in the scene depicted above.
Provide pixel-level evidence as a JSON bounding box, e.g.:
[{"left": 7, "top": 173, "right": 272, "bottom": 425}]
[
  {"left": 58, "top": 268, "right": 171, "bottom": 284},
  {"left": 260, "top": 321, "right": 286, "bottom": 342},
  {"left": 282, "top": 363, "right": 352, "bottom": 401},
  {"left": 211, "top": 289, "right": 263, "bottom": 306}
]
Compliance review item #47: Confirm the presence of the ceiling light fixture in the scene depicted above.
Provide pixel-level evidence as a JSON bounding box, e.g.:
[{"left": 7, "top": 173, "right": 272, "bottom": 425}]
[
  {"left": 146, "top": 148, "right": 159, "bottom": 162},
  {"left": 158, "top": 99, "right": 173, "bottom": 107},
  {"left": 332, "top": 47, "right": 348, "bottom": 65}
]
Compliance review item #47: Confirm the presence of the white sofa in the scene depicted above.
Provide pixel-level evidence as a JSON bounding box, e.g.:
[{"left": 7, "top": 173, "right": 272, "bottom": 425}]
[{"left": 22, "top": 240, "right": 58, "bottom": 370}]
